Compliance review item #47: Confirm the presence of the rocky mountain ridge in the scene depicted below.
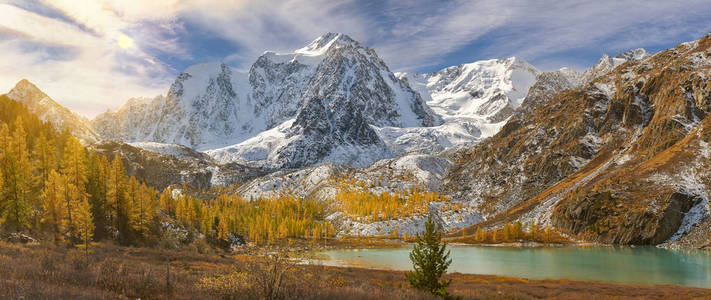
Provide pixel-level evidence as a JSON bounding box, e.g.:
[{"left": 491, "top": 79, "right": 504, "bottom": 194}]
[
  {"left": 7, "top": 79, "right": 100, "bottom": 144},
  {"left": 94, "top": 33, "right": 438, "bottom": 169},
  {"left": 445, "top": 35, "right": 711, "bottom": 247}
]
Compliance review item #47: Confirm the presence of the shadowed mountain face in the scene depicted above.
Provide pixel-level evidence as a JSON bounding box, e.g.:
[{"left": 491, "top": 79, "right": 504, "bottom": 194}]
[{"left": 445, "top": 34, "right": 711, "bottom": 245}]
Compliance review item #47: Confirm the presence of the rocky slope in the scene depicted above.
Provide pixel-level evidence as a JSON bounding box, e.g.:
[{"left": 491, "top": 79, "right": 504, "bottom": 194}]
[
  {"left": 235, "top": 152, "right": 482, "bottom": 237},
  {"left": 446, "top": 35, "right": 711, "bottom": 246},
  {"left": 580, "top": 48, "right": 650, "bottom": 85},
  {"left": 91, "top": 141, "right": 264, "bottom": 190},
  {"left": 7, "top": 79, "right": 100, "bottom": 143}
]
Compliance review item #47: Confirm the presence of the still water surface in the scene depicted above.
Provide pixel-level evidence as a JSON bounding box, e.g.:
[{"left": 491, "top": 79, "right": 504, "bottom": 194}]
[{"left": 320, "top": 246, "right": 711, "bottom": 288}]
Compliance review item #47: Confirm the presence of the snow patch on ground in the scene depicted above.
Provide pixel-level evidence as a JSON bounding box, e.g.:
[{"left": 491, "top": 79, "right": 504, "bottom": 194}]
[
  {"left": 593, "top": 81, "right": 616, "bottom": 99},
  {"left": 375, "top": 122, "right": 481, "bottom": 155},
  {"left": 333, "top": 202, "right": 483, "bottom": 237},
  {"left": 569, "top": 156, "right": 589, "bottom": 169},
  {"left": 206, "top": 119, "right": 295, "bottom": 166},
  {"left": 668, "top": 197, "right": 709, "bottom": 242},
  {"left": 615, "top": 154, "right": 632, "bottom": 165},
  {"left": 649, "top": 167, "right": 710, "bottom": 243},
  {"left": 238, "top": 164, "right": 344, "bottom": 200},
  {"left": 700, "top": 140, "right": 710, "bottom": 159}
]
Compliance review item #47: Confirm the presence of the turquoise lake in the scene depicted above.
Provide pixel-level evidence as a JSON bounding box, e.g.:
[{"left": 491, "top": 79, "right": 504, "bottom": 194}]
[{"left": 320, "top": 245, "right": 711, "bottom": 288}]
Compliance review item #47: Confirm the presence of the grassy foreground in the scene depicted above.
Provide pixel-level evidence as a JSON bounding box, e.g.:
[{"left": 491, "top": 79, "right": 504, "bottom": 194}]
[{"left": 0, "top": 241, "right": 709, "bottom": 299}]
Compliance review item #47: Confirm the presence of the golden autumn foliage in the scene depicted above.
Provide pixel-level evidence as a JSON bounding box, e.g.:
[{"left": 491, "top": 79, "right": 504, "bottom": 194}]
[
  {"left": 466, "top": 222, "right": 558, "bottom": 244},
  {"left": 166, "top": 191, "right": 334, "bottom": 245},
  {"left": 0, "top": 97, "right": 467, "bottom": 248},
  {"left": 41, "top": 170, "right": 67, "bottom": 241},
  {"left": 333, "top": 180, "right": 448, "bottom": 222},
  {"left": 0, "top": 105, "right": 160, "bottom": 245},
  {"left": 1, "top": 118, "right": 33, "bottom": 231}
]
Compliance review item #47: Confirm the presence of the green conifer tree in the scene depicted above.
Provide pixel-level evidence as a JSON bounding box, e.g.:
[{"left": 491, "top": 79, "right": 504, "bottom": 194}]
[{"left": 406, "top": 215, "right": 452, "bottom": 297}]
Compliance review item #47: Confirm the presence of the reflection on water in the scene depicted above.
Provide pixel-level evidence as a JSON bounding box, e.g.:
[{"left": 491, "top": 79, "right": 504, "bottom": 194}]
[{"left": 320, "top": 245, "right": 711, "bottom": 288}]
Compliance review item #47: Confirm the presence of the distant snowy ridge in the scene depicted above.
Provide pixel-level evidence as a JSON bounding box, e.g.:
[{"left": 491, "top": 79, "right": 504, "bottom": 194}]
[
  {"left": 208, "top": 55, "right": 544, "bottom": 165},
  {"left": 91, "top": 32, "right": 650, "bottom": 170},
  {"left": 385, "top": 57, "right": 543, "bottom": 154},
  {"left": 580, "top": 48, "right": 649, "bottom": 85}
]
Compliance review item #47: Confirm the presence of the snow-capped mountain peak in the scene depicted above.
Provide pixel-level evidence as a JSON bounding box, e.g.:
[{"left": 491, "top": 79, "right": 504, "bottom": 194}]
[
  {"left": 401, "top": 56, "right": 540, "bottom": 128},
  {"left": 7, "top": 79, "right": 99, "bottom": 143},
  {"left": 615, "top": 48, "right": 650, "bottom": 61},
  {"left": 94, "top": 33, "right": 437, "bottom": 168},
  {"left": 581, "top": 48, "right": 650, "bottom": 85},
  {"left": 295, "top": 32, "right": 359, "bottom": 56}
]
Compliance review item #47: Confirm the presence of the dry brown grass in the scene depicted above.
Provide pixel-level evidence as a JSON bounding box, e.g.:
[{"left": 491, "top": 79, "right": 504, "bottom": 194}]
[{"left": 1, "top": 241, "right": 710, "bottom": 299}]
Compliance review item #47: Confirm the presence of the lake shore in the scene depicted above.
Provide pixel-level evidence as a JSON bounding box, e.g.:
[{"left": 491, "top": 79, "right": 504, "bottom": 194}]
[
  {"left": 316, "top": 244, "right": 711, "bottom": 289},
  {"left": 2, "top": 241, "right": 710, "bottom": 299}
]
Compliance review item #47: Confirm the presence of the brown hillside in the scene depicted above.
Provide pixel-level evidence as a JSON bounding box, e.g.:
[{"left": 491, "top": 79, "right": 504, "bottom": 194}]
[{"left": 445, "top": 33, "right": 711, "bottom": 246}]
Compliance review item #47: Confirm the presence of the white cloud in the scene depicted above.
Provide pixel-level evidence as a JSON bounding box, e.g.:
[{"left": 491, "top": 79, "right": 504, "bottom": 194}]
[
  {"left": 460, "top": 0, "right": 711, "bottom": 69},
  {"left": 0, "top": 1, "right": 180, "bottom": 117},
  {"left": 169, "top": 0, "right": 711, "bottom": 72},
  {"left": 178, "top": 0, "right": 372, "bottom": 68},
  {"left": 0, "top": 0, "right": 710, "bottom": 117}
]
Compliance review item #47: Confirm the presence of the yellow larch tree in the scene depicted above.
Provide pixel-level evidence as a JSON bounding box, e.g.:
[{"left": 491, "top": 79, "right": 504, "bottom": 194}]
[
  {"left": 33, "top": 132, "right": 56, "bottom": 187},
  {"left": 60, "top": 136, "right": 88, "bottom": 234},
  {"left": 1, "top": 117, "right": 33, "bottom": 231},
  {"left": 107, "top": 155, "right": 129, "bottom": 241},
  {"left": 159, "top": 188, "right": 177, "bottom": 217},
  {"left": 41, "top": 170, "right": 67, "bottom": 241},
  {"left": 130, "top": 179, "right": 156, "bottom": 236},
  {"left": 0, "top": 123, "right": 7, "bottom": 226},
  {"left": 74, "top": 196, "right": 94, "bottom": 257}
]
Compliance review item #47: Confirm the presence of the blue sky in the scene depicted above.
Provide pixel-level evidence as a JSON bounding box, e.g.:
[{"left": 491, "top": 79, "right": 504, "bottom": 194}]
[{"left": 1, "top": 0, "right": 711, "bottom": 117}]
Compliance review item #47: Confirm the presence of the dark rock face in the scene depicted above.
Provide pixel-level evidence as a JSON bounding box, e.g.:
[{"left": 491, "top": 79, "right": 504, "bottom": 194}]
[
  {"left": 553, "top": 191, "right": 702, "bottom": 244},
  {"left": 249, "top": 54, "right": 312, "bottom": 129},
  {"left": 516, "top": 70, "right": 581, "bottom": 116},
  {"left": 267, "top": 34, "right": 434, "bottom": 169}
]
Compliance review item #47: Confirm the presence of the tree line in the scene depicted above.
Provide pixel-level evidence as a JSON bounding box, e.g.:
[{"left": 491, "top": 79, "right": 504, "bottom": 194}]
[
  {"left": 0, "top": 115, "right": 158, "bottom": 247},
  {"left": 332, "top": 177, "right": 450, "bottom": 222},
  {"left": 0, "top": 95, "right": 338, "bottom": 247}
]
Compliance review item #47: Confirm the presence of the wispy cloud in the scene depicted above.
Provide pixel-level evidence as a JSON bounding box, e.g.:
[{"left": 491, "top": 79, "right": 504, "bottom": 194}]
[
  {"left": 0, "top": 0, "right": 181, "bottom": 117},
  {"left": 0, "top": 0, "right": 710, "bottom": 117}
]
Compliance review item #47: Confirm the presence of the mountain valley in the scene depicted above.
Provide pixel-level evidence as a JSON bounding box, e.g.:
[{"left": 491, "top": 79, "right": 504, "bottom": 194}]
[{"left": 4, "top": 32, "right": 711, "bottom": 249}]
